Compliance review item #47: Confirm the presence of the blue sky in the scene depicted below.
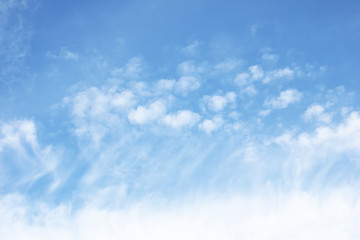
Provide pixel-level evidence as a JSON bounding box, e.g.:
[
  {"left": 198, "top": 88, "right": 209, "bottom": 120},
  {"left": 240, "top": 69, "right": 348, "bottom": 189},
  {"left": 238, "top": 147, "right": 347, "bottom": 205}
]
[{"left": 0, "top": 0, "right": 360, "bottom": 239}]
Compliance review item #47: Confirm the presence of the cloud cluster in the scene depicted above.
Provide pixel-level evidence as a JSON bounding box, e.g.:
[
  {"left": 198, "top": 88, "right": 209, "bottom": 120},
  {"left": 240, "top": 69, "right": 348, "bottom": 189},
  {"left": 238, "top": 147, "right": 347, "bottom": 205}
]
[
  {"left": 264, "top": 89, "right": 302, "bottom": 109},
  {"left": 198, "top": 116, "right": 224, "bottom": 134},
  {"left": 63, "top": 86, "right": 136, "bottom": 144},
  {"left": 128, "top": 100, "right": 167, "bottom": 125},
  {"left": 111, "top": 57, "right": 144, "bottom": 80},
  {"left": 162, "top": 110, "right": 201, "bottom": 128},
  {"left": 234, "top": 64, "right": 295, "bottom": 96},
  {"left": 203, "top": 92, "right": 236, "bottom": 112},
  {"left": 303, "top": 104, "right": 332, "bottom": 123}
]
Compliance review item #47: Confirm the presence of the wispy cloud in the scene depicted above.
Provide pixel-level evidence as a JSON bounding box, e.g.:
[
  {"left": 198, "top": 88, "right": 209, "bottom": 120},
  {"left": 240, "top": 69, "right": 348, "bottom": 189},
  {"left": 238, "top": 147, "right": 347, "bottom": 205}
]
[
  {"left": 0, "top": 0, "right": 34, "bottom": 83},
  {"left": 46, "top": 48, "right": 79, "bottom": 60},
  {"left": 0, "top": 120, "right": 60, "bottom": 191},
  {"left": 111, "top": 57, "right": 144, "bottom": 79},
  {"left": 182, "top": 40, "right": 201, "bottom": 55}
]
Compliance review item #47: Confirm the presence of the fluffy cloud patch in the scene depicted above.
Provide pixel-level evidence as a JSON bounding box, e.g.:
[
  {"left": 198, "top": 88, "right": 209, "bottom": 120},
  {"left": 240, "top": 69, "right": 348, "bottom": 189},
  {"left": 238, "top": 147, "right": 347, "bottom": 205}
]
[
  {"left": 274, "top": 111, "right": 360, "bottom": 182},
  {"left": 263, "top": 67, "right": 294, "bottom": 83},
  {"left": 214, "top": 58, "right": 243, "bottom": 72},
  {"left": 111, "top": 90, "right": 136, "bottom": 109},
  {"left": 69, "top": 87, "right": 135, "bottom": 119},
  {"left": 276, "top": 111, "right": 360, "bottom": 157},
  {"left": 177, "top": 61, "right": 204, "bottom": 75},
  {"left": 175, "top": 76, "right": 201, "bottom": 94},
  {"left": 111, "top": 57, "right": 144, "bottom": 79},
  {"left": 261, "top": 53, "right": 279, "bottom": 63},
  {"left": 204, "top": 92, "right": 236, "bottom": 112},
  {"left": 63, "top": 86, "right": 136, "bottom": 143},
  {"left": 162, "top": 110, "right": 201, "bottom": 128},
  {"left": 182, "top": 40, "right": 200, "bottom": 55},
  {"left": 128, "top": 100, "right": 167, "bottom": 125},
  {"left": 234, "top": 72, "right": 249, "bottom": 86},
  {"left": 234, "top": 66, "right": 264, "bottom": 95},
  {"left": 155, "top": 76, "right": 200, "bottom": 94},
  {"left": 155, "top": 79, "right": 176, "bottom": 91},
  {"left": 235, "top": 65, "right": 264, "bottom": 86},
  {"left": 235, "top": 65, "right": 294, "bottom": 86},
  {"left": 264, "top": 89, "right": 302, "bottom": 109},
  {"left": 303, "top": 104, "right": 332, "bottom": 123},
  {"left": 249, "top": 65, "right": 264, "bottom": 80},
  {"left": 198, "top": 116, "right": 224, "bottom": 134},
  {"left": 242, "top": 85, "right": 258, "bottom": 96}
]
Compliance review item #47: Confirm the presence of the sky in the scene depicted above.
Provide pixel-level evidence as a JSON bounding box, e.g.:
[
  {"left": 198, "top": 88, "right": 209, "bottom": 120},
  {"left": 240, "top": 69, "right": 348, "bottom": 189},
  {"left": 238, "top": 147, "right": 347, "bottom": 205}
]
[{"left": 0, "top": 0, "right": 360, "bottom": 239}]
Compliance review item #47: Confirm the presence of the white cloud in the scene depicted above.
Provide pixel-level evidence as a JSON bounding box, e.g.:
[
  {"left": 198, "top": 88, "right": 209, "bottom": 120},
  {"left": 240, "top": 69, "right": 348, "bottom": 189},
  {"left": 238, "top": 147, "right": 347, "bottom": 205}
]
[
  {"left": 155, "top": 75, "right": 201, "bottom": 95},
  {"left": 0, "top": 189, "right": 359, "bottom": 240},
  {"left": 0, "top": 120, "right": 59, "bottom": 189},
  {"left": 274, "top": 112, "right": 360, "bottom": 188},
  {"left": 235, "top": 65, "right": 294, "bottom": 88},
  {"left": 234, "top": 73, "right": 257, "bottom": 96},
  {"left": 69, "top": 87, "right": 136, "bottom": 119},
  {"left": 198, "top": 116, "right": 224, "bottom": 134},
  {"left": 235, "top": 65, "right": 264, "bottom": 86},
  {"left": 341, "top": 107, "right": 352, "bottom": 117},
  {"left": 63, "top": 86, "right": 136, "bottom": 143},
  {"left": 46, "top": 48, "right": 79, "bottom": 60},
  {"left": 175, "top": 76, "right": 201, "bottom": 94},
  {"left": 295, "top": 64, "right": 327, "bottom": 79},
  {"left": 276, "top": 111, "right": 360, "bottom": 155},
  {"left": 155, "top": 79, "right": 176, "bottom": 91},
  {"left": 234, "top": 72, "right": 249, "bottom": 86},
  {"left": 249, "top": 65, "right": 264, "bottom": 80},
  {"left": 264, "top": 89, "right": 302, "bottom": 109},
  {"left": 111, "top": 57, "right": 144, "bottom": 79},
  {"left": 162, "top": 110, "right": 201, "bottom": 128},
  {"left": 303, "top": 104, "right": 332, "bottom": 123},
  {"left": 214, "top": 58, "right": 242, "bottom": 72},
  {"left": 128, "top": 100, "right": 167, "bottom": 125},
  {"left": 177, "top": 61, "right": 204, "bottom": 75},
  {"left": 242, "top": 85, "right": 257, "bottom": 96},
  {"left": 0, "top": 120, "right": 37, "bottom": 151},
  {"left": 259, "top": 109, "right": 271, "bottom": 117},
  {"left": 233, "top": 65, "right": 265, "bottom": 95},
  {"left": 155, "top": 76, "right": 200, "bottom": 95},
  {"left": 182, "top": 40, "right": 200, "bottom": 55},
  {"left": 263, "top": 67, "right": 294, "bottom": 83},
  {"left": 110, "top": 90, "right": 136, "bottom": 109},
  {"left": 204, "top": 92, "right": 236, "bottom": 112},
  {"left": 261, "top": 53, "right": 279, "bottom": 63}
]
